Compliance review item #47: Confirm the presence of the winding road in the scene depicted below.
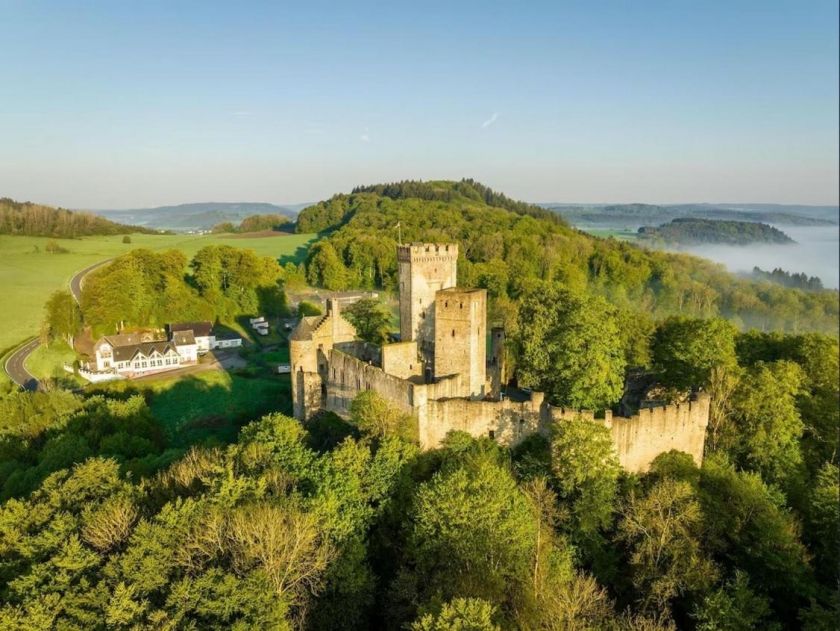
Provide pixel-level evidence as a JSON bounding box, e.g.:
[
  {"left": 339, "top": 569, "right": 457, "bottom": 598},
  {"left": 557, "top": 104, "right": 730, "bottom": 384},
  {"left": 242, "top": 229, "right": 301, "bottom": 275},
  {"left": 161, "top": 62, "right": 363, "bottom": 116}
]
[{"left": 4, "top": 258, "right": 112, "bottom": 391}]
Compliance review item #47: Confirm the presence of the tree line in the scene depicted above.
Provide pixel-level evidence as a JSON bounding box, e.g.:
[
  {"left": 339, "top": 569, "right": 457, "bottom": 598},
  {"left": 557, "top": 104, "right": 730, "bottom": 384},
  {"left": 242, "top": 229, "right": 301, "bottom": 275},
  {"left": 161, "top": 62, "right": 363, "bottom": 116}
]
[
  {"left": 211, "top": 213, "right": 291, "bottom": 234},
  {"left": 752, "top": 266, "right": 824, "bottom": 291},
  {"left": 0, "top": 198, "right": 158, "bottom": 238}
]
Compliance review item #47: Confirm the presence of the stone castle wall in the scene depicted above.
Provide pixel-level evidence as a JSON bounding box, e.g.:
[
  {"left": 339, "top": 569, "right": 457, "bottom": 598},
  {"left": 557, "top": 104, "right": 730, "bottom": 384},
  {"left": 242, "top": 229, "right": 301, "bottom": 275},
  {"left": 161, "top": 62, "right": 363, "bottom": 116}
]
[
  {"left": 545, "top": 393, "right": 711, "bottom": 472},
  {"left": 325, "top": 349, "right": 415, "bottom": 417}
]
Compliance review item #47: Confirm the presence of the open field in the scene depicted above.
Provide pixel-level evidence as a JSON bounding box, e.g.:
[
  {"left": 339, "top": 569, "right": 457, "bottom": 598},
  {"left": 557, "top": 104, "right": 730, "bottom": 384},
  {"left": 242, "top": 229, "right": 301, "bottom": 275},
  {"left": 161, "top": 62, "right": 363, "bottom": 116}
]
[
  {"left": 575, "top": 227, "right": 640, "bottom": 242},
  {"left": 0, "top": 231, "right": 318, "bottom": 352}
]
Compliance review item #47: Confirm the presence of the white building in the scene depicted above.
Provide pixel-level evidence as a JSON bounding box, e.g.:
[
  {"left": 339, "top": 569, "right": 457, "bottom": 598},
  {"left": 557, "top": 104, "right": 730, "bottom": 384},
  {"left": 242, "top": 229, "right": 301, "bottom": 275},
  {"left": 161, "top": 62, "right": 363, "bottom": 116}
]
[
  {"left": 92, "top": 322, "right": 241, "bottom": 378},
  {"left": 169, "top": 321, "right": 215, "bottom": 353},
  {"left": 93, "top": 332, "right": 194, "bottom": 376}
]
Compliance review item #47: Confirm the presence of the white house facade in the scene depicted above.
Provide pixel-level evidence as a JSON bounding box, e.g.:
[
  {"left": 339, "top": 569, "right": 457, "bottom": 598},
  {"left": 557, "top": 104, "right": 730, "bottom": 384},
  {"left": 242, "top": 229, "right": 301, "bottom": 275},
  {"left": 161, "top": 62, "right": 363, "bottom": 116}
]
[{"left": 91, "top": 323, "right": 242, "bottom": 378}]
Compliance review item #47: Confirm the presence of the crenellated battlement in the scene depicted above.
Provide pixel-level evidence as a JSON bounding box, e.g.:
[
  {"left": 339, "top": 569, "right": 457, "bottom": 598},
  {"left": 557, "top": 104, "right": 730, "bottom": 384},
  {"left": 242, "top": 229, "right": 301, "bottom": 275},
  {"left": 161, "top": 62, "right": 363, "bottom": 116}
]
[{"left": 397, "top": 243, "right": 458, "bottom": 263}]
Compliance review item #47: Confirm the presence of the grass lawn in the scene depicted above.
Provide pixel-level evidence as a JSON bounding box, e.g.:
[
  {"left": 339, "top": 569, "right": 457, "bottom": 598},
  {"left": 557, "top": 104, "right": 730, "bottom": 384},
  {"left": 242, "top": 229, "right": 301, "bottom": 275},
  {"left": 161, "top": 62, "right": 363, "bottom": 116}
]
[
  {"left": 24, "top": 341, "right": 82, "bottom": 383},
  {"left": 0, "top": 231, "right": 318, "bottom": 352},
  {"left": 575, "top": 227, "right": 639, "bottom": 242},
  {"left": 89, "top": 369, "right": 292, "bottom": 447}
]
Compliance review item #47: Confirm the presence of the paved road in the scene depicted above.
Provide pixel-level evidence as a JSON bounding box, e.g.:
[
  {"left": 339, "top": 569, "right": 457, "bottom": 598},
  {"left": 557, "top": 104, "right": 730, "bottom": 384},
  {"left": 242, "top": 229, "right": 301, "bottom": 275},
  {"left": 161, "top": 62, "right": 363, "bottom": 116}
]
[
  {"left": 70, "top": 259, "right": 112, "bottom": 302},
  {"left": 4, "top": 259, "right": 112, "bottom": 390},
  {"left": 4, "top": 338, "right": 41, "bottom": 391}
]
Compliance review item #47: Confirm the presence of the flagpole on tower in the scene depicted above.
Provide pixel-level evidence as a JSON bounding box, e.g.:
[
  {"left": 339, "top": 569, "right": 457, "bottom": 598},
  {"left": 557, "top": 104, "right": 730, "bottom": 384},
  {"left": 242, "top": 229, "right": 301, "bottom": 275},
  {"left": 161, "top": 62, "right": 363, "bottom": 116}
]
[{"left": 396, "top": 222, "right": 402, "bottom": 245}]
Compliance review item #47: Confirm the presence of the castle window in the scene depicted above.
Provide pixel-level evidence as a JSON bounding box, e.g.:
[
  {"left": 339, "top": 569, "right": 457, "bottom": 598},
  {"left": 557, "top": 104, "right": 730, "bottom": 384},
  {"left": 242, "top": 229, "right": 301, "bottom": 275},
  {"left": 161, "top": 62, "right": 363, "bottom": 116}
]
[
  {"left": 445, "top": 301, "right": 448, "bottom": 307},
  {"left": 488, "top": 430, "right": 495, "bottom": 440},
  {"left": 459, "top": 302, "right": 463, "bottom": 309},
  {"left": 519, "top": 419, "right": 525, "bottom": 433},
  {"left": 451, "top": 329, "right": 455, "bottom": 337}
]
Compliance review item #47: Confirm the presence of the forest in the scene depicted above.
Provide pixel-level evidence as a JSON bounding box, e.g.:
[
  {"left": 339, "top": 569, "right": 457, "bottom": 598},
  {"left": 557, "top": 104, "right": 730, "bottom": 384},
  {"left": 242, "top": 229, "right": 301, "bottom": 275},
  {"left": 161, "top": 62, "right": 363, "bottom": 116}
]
[
  {"left": 0, "top": 321, "right": 837, "bottom": 629},
  {"left": 637, "top": 218, "right": 794, "bottom": 246},
  {"left": 0, "top": 198, "right": 157, "bottom": 238},
  {"left": 73, "top": 246, "right": 288, "bottom": 339},
  {"left": 211, "top": 213, "right": 291, "bottom": 234},
  {"left": 297, "top": 180, "right": 837, "bottom": 334}
]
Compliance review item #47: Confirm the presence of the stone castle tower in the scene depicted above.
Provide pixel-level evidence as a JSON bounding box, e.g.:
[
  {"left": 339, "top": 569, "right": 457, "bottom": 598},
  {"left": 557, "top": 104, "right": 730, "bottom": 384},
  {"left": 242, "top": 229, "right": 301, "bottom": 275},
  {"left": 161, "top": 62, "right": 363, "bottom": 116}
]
[
  {"left": 434, "top": 287, "right": 487, "bottom": 398},
  {"left": 397, "top": 243, "right": 458, "bottom": 364}
]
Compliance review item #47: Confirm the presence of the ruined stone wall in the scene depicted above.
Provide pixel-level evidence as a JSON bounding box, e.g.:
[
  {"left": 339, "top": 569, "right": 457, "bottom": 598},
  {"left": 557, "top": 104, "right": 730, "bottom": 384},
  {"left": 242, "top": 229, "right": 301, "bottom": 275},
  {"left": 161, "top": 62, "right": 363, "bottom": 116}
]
[
  {"left": 397, "top": 243, "right": 458, "bottom": 361},
  {"left": 419, "top": 395, "right": 544, "bottom": 449},
  {"left": 325, "top": 349, "right": 416, "bottom": 417},
  {"left": 434, "top": 288, "right": 487, "bottom": 398},
  {"left": 381, "top": 341, "right": 423, "bottom": 380},
  {"left": 546, "top": 393, "right": 710, "bottom": 472}
]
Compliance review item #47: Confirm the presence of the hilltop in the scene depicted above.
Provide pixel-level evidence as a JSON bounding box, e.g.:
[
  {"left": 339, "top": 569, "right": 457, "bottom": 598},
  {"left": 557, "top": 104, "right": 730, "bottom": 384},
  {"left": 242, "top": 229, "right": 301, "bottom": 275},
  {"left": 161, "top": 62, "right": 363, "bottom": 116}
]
[
  {"left": 638, "top": 218, "right": 796, "bottom": 246},
  {"left": 296, "top": 179, "right": 838, "bottom": 334},
  {"left": 92, "top": 201, "right": 301, "bottom": 232},
  {"left": 0, "top": 198, "right": 158, "bottom": 238}
]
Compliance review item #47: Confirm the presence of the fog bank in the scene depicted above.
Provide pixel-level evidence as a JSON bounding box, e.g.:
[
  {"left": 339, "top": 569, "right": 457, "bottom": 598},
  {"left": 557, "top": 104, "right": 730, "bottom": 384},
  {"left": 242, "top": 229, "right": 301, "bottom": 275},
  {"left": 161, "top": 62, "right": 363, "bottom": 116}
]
[{"left": 677, "top": 226, "right": 839, "bottom": 289}]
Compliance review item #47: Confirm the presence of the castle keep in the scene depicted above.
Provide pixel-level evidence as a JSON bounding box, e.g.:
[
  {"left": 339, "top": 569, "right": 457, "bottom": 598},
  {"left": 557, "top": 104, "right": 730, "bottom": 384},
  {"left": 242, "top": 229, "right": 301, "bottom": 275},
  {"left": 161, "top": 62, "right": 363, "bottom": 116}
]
[{"left": 290, "top": 243, "right": 709, "bottom": 472}]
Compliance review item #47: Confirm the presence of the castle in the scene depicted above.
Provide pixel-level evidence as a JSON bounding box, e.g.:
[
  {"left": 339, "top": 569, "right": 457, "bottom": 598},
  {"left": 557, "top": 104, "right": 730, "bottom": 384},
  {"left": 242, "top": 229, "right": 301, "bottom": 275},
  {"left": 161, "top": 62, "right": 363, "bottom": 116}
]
[{"left": 290, "top": 243, "right": 709, "bottom": 472}]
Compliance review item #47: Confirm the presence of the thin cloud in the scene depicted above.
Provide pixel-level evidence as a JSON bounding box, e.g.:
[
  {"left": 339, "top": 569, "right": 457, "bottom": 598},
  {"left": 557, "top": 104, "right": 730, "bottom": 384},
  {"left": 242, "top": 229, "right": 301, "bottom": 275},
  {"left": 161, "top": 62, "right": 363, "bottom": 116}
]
[
  {"left": 360, "top": 127, "right": 371, "bottom": 142},
  {"left": 231, "top": 110, "right": 253, "bottom": 118},
  {"left": 481, "top": 112, "right": 499, "bottom": 129}
]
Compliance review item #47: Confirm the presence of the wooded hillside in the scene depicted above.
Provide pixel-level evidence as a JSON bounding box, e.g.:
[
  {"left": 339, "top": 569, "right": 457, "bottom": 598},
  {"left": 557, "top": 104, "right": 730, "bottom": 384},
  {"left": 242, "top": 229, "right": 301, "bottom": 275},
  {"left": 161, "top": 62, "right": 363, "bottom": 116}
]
[
  {"left": 296, "top": 180, "right": 838, "bottom": 334},
  {"left": 0, "top": 198, "right": 157, "bottom": 237}
]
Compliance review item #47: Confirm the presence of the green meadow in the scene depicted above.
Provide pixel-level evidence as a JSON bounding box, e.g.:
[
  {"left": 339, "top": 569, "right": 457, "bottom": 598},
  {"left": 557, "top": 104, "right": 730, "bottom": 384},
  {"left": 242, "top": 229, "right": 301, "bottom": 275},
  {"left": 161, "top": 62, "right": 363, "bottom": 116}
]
[{"left": 0, "top": 231, "right": 318, "bottom": 352}]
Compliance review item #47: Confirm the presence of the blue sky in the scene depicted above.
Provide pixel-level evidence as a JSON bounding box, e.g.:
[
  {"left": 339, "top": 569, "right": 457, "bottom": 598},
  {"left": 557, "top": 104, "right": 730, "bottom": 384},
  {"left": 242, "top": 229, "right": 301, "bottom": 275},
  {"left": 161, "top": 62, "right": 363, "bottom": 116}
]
[{"left": 1, "top": 0, "right": 837, "bottom": 208}]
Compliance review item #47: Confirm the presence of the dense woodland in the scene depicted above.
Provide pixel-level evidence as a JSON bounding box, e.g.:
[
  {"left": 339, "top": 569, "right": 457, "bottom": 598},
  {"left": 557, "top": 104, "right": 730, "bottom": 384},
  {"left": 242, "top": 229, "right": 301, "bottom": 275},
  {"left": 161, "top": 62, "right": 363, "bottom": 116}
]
[
  {"left": 73, "top": 246, "right": 288, "bottom": 338},
  {"left": 211, "top": 213, "right": 291, "bottom": 234},
  {"left": 638, "top": 218, "right": 795, "bottom": 246},
  {"left": 297, "top": 180, "right": 837, "bottom": 334},
  {"left": 0, "top": 322, "right": 837, "bottom": 629},
  {"left": 0, "top": 198, "right": 157, "bottom": 238}
]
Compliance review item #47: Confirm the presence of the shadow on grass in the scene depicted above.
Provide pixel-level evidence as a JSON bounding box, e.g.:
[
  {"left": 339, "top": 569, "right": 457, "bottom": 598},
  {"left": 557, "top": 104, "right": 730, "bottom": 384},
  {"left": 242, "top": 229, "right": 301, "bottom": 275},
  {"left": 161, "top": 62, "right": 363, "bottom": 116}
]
[
  {"left": 91, "top": 372, "right": 292, "bottom": 448},
  {"left": 278, "top": 242, "right": 311, "bottom": 266}
]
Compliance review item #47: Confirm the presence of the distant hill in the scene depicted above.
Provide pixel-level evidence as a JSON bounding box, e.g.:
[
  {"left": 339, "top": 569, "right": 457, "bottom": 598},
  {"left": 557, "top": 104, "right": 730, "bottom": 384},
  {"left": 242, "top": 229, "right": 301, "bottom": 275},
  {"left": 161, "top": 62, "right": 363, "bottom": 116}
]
[
  {"left": 543, "top": 202, "right": 838, "bottom": 227},
  {"left": 638, "top": 218, "right": 795, "bottom": 246},
  {"left": 92, "top": 202, "right": 300, "bottom": 232},
  {"left": 0, "top": 198, "right": 158, "bottom": 237}
]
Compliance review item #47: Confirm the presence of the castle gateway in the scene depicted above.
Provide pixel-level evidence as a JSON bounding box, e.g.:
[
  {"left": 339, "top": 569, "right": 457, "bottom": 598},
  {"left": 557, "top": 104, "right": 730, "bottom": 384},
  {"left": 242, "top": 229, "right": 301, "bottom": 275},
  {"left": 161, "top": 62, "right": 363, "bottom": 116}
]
[{"left": 290, "top": 243, "right": 709, "bottom": 472}]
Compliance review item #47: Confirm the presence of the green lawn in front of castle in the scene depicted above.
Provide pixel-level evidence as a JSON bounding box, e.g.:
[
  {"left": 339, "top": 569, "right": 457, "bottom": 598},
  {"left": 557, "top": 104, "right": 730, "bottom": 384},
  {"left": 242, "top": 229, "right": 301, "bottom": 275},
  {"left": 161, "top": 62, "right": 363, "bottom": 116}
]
[{"left": 0, "top": 231, "right": 318, "bottom": 353}]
